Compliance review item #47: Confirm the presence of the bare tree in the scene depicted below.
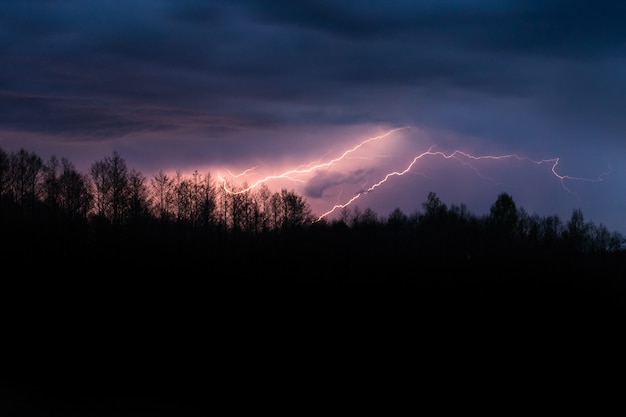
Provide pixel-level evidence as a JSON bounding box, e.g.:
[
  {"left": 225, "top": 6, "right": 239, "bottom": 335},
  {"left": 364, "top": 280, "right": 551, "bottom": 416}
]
[
  {"left": 128, "top": 169, "right": 151, "bottom": 224},
  {"left": 541, "top": 214, "right": 564, "bottom": 250},
  {"left": 228, "top": 183, "right": 251, "bottom": 233},
  {"left": 190, "top": 170, "right": 217, "bottom": 231},
  {"left": 150, "top": 170, "right": 175, "bottom": 222},
  {"left": 10, "top": 148, "right": 43, "bottom": 211},
  {"left": 90, "top": 159, "right": 110, "bottom": 219},
  {"left": 269, "top": 190, "right": 283, "bottom": 230},
  {"left": 588, "top": 223, "right": 625, "bottom": 253},
  {"left": 173, "top": 170, "right": 193, "bottom": 224},
  {"left": 279, "top": 188, "right": 313, "bottom": 229},
  {"left": 565, "top": 208, "right": 591, "bottom": 253},
  {"left": 108, "top": 151, "right": 131, "bottom": 225},
  {"left": 255, "top": 184, "right": 273, "bottom": 233},
  {"left": 58, "top": 158, "right": 92, "bottom": 221},
  {"left": 41, "top": 155, "right": 61, "bottom": 210},
  {"left": 421, "top": 191, "right": 447, "bottom": 221},
  {"left": 90, "top": 151, "right": 132, "bottom": 224}
]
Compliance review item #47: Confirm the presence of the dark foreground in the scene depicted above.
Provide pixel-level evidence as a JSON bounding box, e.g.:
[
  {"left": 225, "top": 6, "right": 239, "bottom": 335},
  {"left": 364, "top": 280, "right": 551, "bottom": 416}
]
[{"left": 2, "top": 266, "right": 624, "bottom": 416}]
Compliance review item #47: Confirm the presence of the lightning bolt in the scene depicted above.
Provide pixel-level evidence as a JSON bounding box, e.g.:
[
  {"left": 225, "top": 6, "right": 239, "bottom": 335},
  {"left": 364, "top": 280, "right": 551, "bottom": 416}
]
[
  {"left": 227, "top": 167, "right": 258, "bottom": 179},
  {"left": 217, "top": 126, "right": 410, "bottom": 193},
  {"left": 315, "top": 149, "right": 606, "bottom": 221},
  {"left": 216, "top": 126, "right": 607, "bottom": 222}
]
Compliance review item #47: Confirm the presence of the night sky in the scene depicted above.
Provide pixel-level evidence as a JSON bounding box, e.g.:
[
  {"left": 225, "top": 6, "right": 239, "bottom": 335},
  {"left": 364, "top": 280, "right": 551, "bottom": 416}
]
[{"left": 1, "top": 0, "right": 625, "bottom": 233}]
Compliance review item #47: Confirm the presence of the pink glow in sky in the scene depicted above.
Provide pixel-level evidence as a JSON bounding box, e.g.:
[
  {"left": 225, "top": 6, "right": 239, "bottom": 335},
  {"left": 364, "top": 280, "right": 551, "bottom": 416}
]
[{"left": 208, "top": 125, "right": 610, "bottom": 225}]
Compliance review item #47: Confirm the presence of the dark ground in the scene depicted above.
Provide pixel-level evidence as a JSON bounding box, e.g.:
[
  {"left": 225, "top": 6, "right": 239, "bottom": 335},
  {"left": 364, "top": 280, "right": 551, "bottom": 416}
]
[{"left": 2, "top": 269, "right": 624, "bottom": 416}]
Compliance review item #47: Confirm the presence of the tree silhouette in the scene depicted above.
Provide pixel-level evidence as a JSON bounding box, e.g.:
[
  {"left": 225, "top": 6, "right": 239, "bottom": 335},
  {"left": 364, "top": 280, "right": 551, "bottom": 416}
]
[
  {"left": 489, "top": 192, "right": 518, "bottom": 235},
  {"left": 90, "top": 151, "right": 133, "bottom": 225},
  {"left": 279, "top": 188, "right": 314, "bottom": 230},
  {"left": 565, "top": 208, "right": 590, "bottom": 254},
  {"left": 10, "top": 148, "right": 43, "bottom": 213},
  {"left": 0, "top": 144, "right": 623, "bottom": 282}
]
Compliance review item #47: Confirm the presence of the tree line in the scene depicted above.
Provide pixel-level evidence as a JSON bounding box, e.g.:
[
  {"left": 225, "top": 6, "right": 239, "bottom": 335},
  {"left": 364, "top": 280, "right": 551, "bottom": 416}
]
[{"left": 1, "top": 146, "right": 625, "bottom": 281}]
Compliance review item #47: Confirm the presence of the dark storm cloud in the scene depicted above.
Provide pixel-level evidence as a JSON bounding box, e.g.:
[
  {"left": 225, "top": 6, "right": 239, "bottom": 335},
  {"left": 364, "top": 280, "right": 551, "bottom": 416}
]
[
  {"left": 1, "top": 0, "right": 625, "bottom": 143},
  {"left": 0, "top": 91, "right": 176, "bottom": 138},
  {"left": 304, "top": 168, "right": 373, "bottom": 199},
  {"left": 244, "top": 0, "right": 626, "bottom": 57}
]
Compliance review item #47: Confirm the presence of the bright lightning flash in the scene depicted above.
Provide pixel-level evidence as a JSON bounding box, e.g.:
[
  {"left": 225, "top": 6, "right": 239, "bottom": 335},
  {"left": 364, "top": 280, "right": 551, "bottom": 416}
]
[
  {"left": 216, "top": 127, "right": 608, "bottom": 222},
  {"left": 217, "top": 127, "right": 408, "bottom": 192}
]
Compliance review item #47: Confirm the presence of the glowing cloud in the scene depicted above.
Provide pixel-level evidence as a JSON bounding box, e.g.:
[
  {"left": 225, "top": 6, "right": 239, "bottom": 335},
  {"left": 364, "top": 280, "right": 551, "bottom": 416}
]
[{"left": 217, "top": 126, "right": 410, "bottom": 192}]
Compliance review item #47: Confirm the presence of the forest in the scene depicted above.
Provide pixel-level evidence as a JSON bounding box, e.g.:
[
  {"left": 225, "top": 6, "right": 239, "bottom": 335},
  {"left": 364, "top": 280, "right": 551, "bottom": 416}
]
[
  {"left": 2, "top": 144, "right": 624, "bottom": 318},
  {"left": 1, "top": 146, "right": 625, "bottom": 278},
  {"left": 2, "top": 146, "right": 625, "bottom": 415}
]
